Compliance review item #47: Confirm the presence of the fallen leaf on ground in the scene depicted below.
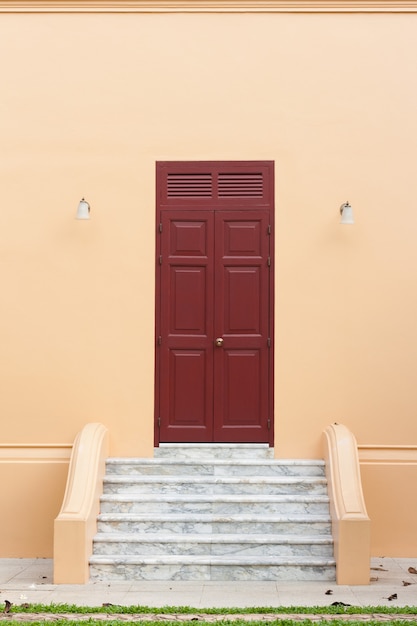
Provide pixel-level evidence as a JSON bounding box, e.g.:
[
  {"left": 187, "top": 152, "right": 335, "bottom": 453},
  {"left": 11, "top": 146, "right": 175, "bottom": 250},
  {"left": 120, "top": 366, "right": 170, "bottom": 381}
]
[
  {"left": 386, "top": 593, "right": 398, "bottom": 601},
  {"left": 408, "top": 566, "right": 417, "bottom": 575},
  {"left": 371, "top": 567, "right": 388, "bottom": 571},
  {"left": 325, "top": 590, "right": 333, "bottom": 595},
  {"left": 3, "top": 600, "right": 12, "bottom": 614}
]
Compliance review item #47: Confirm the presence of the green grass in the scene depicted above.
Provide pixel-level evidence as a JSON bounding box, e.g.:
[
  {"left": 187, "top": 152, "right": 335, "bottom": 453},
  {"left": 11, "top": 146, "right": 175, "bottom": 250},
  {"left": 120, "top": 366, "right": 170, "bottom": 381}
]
[
  {"left": 9, "top": 603, "right": 417, "bottom": 615},
  {"left": 4, "top": 602, "right": 417, "bottom": 626}
]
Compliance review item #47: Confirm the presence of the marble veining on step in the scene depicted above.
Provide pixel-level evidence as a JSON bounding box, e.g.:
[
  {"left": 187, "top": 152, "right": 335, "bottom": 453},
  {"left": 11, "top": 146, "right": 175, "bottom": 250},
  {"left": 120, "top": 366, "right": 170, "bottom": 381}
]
[
  {"left": 90, "top": 554, "right": 336, "bottom": 582},
  {"left": 103, "top": 475, "right": 328, "bottom": 496},
  {"left": 97, "top": 512, "right": 332, "bottom": 536},
  {"left": 91, "top": 444, "right": 335, "bottom": 582}
]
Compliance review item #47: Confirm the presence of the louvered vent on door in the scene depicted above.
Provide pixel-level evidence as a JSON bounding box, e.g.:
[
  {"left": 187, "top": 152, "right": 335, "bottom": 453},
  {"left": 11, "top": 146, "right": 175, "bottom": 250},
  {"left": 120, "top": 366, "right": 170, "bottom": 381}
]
[
  {"left": 167, "top": 173, "right": 212, "bottom": 198},
  {"left": 218, "top": 172, "right": 263, "bottom": 198},
  {"left": 158, "top": 161, "right": 273, "bottom": 208}
]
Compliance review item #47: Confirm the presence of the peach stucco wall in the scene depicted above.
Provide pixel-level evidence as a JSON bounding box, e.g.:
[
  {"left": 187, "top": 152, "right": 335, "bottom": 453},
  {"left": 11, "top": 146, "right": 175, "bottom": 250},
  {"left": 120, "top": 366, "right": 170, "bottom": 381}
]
[
  {"left": 1, "top": 5, "right": 417, "bottom": 556},
  {"left": 0, "top": 446, "right": 70, "bottom": 556}
]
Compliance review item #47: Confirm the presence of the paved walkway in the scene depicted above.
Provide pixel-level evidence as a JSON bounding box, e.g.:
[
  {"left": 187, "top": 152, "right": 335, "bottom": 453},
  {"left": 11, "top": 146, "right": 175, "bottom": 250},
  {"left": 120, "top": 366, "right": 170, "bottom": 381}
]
[{"left": 0, "top": 558, "right": 416, "bottom": 609}]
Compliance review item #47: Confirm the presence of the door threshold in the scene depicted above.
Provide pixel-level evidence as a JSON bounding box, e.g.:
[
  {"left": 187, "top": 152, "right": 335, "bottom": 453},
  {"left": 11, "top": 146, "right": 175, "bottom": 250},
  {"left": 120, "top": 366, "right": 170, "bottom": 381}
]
[{"left": 158, "top": 443, "right": 270, "bottom": 448}]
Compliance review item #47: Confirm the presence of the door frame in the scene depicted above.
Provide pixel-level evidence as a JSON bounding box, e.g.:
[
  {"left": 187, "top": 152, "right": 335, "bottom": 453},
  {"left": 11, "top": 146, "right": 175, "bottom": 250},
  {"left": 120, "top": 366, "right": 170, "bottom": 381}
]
[{"left": 154, "top": 160, "right": 275, "bottom": 446}]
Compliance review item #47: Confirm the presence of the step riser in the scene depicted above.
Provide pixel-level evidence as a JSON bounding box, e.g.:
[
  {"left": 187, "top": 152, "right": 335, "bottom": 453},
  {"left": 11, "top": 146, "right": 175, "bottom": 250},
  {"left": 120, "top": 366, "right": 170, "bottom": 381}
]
[
  {"left": 154, "top": 445, "right": 274, "bottom": 461},
  {"left": 106, "top": 463, "right": 325, "bottom": 477},
  {"left": 100, "top": 499, "right": 330, "bottom": 515},
  {"left": 97, "top": 520, "right": 332, "bottom": 535},
  {"left": 93, "top": 540, "right": 334, "bottom": 558},
  {"left": 90, "top": 563, "right": 336, "bottom": 582},
  {"left": 102, "top": 481, "right": 328, "bottom": 496}
]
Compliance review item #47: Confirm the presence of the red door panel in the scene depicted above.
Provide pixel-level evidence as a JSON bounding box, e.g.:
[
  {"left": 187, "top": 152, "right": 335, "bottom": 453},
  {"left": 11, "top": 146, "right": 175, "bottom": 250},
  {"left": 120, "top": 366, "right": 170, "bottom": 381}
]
[
  {"left": 222, "top": 349, "right": 262, "bottom": 425},
  {"left": 213, "top": 211, "right": 270, "bottom": 442},
  {"left": 168, "top": 349, "right": 209, "bottom": 430},
  {"left": 224, "top": 268, "right": 262, "bottom": 334},
  {"left": 159, "top": 211, "right": 214, "bottom": 442}
]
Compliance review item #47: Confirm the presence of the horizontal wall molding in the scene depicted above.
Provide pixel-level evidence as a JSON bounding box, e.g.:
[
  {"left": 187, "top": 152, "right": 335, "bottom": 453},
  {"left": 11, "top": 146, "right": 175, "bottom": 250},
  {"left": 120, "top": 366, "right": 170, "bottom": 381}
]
[
  {"left": 1, "top": 1, "right": 417, "bottom": 13},
  {"left": 0, "top": 444, "right": 72, "bottom": 463},
  {"left": 358, "top": 445, "right": 417, "bottom": 465}
]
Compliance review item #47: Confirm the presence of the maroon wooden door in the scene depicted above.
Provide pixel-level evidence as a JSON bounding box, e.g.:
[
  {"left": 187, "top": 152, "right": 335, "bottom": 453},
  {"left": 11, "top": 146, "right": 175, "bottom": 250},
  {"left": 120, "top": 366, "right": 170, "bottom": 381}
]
[
  {"left": 159, "top": 210, "right": 215, "bottom": 442},
  {"left": 155, "top": 162, "right": 274, "bottom": 444},
  {"left": 213, "top": 211, "right": 270, "bottom": 442}
]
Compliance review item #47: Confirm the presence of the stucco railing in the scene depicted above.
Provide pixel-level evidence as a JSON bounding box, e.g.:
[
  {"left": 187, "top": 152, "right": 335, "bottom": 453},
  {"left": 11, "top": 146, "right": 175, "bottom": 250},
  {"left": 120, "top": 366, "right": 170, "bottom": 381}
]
[
  {"left": 54, "top": 422, "right": 109, "bottom": 583},
  {"left": 323, "top": 423, "right": 371, "bottom": 584}
]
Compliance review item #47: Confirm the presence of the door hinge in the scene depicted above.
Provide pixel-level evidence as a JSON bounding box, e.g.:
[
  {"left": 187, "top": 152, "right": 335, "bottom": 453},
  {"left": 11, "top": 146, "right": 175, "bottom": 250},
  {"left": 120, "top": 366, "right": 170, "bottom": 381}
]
[
  {"left": 267, "top": 256, "right": 271, "bottom": 267},
  {"left": 267, "top": 418, "right": 271, "bottom": 430},
  {"left": 267, "top": 337, "right": 271, "bottom": 348},
  {"left": 267, "top": 224, "right": 271, "bottom": 235},
  {"left": 159, "top": 255, "right": 162, "bottom": 265},
  {"left": 159, "top": 222, "right": 163, "bottom": 233},
  {"left": 157, "top": 416, "right": 161, "bottom": 427}
]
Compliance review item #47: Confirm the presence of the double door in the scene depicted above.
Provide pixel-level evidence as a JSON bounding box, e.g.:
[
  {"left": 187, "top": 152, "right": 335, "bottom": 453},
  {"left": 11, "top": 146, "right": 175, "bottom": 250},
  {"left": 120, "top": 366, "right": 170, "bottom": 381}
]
[{"left": 156, "top": 208, "right": 272, "bottom": 443}]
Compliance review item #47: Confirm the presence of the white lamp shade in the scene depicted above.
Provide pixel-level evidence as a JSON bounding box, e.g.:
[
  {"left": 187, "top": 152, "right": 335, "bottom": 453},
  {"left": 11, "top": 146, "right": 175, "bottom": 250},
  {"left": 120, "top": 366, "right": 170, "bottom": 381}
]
[
  {"left": 76, "top": 198, "right": 90, "bottom": 220},
  {"left": 340, "top": 202, "right": 354, "bottom": 225}
]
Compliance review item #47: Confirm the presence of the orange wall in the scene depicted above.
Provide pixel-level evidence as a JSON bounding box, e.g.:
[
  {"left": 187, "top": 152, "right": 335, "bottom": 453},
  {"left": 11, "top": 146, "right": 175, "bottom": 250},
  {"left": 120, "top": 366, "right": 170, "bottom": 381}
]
[
  {"left": 357, "top": 446, "right": 417, "bottom": 557},
  {"left": 1, "top": 6, "right": 417, "bottom": 556},
  {"left": 360, "top": 462, "right": 417, "bottom": 557},
  {"left": 0, "top": 447, "right": 70, "bottom": 557}
]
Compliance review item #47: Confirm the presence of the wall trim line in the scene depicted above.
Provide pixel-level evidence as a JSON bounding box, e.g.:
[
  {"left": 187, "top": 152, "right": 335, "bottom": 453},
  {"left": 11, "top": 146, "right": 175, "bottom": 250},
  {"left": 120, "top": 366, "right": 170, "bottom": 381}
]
[
  {"left": 0, "top": 444, "right": 72, "bottom": 463},
  {"left": 358, "top": 445, "right": 417, "bottom": 464},
  {"left": 1, "top": 1, "right": 417, "bottom": 13}
]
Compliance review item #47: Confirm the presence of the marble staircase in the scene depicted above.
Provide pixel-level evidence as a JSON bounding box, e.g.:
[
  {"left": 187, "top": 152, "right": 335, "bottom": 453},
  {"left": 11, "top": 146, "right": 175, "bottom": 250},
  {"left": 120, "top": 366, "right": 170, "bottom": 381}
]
[{"left": 89, "top": 444, "right": 336, "bottom": 581}]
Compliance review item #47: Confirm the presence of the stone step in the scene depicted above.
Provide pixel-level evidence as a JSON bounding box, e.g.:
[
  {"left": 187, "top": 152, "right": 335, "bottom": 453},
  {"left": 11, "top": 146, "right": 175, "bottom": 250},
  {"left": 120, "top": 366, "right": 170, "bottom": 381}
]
[
  {"left": 154, "top": 443, "right": 274, "bottom": 461},
  {"left": 92, "top": 447, "right": 335, "bottom": 582},
  {"left": 102, "top": 475, "right": 328, "bottom": 496},
  {"left": 106, "top": 458, "right": 326, "bottom": 477},
  {"left": 89, "top": 553, "right": 336, "bottom": 581},
  {"left": 99, "top": 493, "right": 330, "bottom": 515},
  {"left": 93, "top": 532, "right": 334, "bottom": 557},
  {"left": 97, "top": 512, "right": 332, "bottom": 535}
]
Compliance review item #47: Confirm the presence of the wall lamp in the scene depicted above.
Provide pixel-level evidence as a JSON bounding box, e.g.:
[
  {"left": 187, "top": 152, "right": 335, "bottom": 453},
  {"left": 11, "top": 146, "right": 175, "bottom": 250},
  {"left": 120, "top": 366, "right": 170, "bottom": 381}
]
[
  {"left": 76, "top": 198, "right": 90, "bottom": 220},
  {"left": 340, "top": 201, "right": 354, "bottom": 225}
]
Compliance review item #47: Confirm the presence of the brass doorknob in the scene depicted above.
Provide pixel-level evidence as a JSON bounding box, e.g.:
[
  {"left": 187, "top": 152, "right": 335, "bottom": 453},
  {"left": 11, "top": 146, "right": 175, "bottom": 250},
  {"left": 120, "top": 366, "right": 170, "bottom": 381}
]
[{"left": 215, "top": 337, "right": 224, "bottom": 347}]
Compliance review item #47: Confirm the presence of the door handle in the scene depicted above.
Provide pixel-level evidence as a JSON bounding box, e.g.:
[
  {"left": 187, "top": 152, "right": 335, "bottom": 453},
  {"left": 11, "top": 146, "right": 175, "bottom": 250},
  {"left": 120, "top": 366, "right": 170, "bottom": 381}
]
[{"left": 215, "top": 337, "right": 224, "bottom": 347}]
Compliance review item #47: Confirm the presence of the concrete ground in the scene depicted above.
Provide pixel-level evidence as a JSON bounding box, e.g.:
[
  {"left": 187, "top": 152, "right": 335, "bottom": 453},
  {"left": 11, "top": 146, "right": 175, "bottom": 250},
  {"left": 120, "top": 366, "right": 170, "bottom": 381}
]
[{"left": 0, "top": 557, "right": 416, "bottom": 609}]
